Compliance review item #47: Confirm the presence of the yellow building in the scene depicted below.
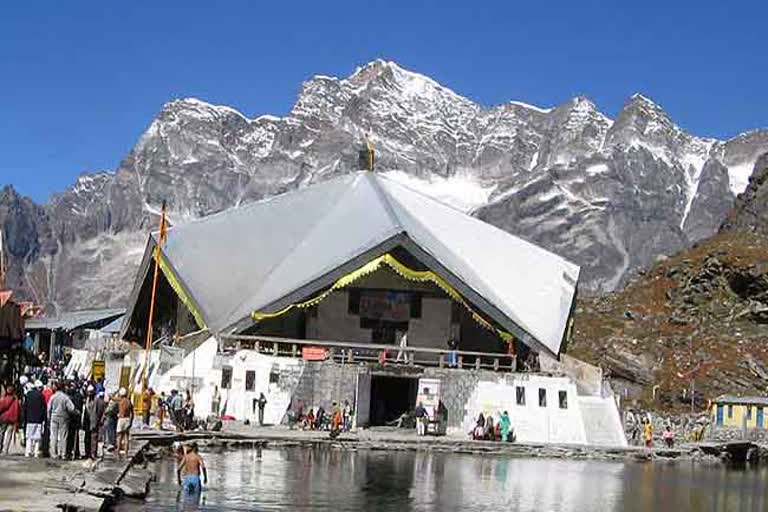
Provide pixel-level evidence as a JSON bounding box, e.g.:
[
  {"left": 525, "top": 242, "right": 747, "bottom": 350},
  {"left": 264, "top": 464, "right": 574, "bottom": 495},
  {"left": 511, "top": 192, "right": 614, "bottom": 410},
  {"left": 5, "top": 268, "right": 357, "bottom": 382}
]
[{"left": 712, "top": 395, "right": 768, "bottom": 429}]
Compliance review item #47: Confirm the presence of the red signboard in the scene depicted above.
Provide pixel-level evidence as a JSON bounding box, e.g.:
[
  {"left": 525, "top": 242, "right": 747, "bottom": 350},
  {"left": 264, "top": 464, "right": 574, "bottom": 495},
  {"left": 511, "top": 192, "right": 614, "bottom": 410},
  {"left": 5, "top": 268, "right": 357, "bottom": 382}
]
[{"left": 302, "top": 346, "right": 329, "bottom": 361}]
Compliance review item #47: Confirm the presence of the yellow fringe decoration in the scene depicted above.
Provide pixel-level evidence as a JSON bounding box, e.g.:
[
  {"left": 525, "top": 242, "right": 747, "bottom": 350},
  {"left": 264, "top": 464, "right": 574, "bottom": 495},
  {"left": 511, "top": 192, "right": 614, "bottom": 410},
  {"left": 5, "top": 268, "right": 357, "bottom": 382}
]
[
  {"left": 155, "top": 249, "right": 208, "bottom": 330},
  {"left": 252, "top": 253, "right": 514, "bottom": 343}
]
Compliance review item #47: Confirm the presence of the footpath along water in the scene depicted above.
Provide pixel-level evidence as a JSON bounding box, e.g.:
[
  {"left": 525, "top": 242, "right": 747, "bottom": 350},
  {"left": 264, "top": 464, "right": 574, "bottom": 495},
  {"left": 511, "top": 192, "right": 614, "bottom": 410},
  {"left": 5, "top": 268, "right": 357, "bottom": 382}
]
[{"left": 138, "top": 446, "right": 768, "bottom": 512}]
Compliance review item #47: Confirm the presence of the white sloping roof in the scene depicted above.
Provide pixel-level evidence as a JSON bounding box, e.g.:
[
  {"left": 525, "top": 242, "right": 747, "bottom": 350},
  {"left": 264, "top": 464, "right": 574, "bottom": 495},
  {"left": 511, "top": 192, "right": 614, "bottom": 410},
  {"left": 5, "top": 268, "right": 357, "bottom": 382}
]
[
  {"left": 150, "top": 171, "right": 579, "bottom": 356},
  {"left": 378, "top": 177, "right": 579, "bottom": 355}
]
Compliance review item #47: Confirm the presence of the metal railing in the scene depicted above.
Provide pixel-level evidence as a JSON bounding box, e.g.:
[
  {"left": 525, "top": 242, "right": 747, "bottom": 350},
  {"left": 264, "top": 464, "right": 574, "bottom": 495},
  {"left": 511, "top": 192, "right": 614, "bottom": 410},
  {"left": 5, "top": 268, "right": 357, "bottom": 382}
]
[{"left": 219, "top": 334, "right": 517, "bottom": 372}]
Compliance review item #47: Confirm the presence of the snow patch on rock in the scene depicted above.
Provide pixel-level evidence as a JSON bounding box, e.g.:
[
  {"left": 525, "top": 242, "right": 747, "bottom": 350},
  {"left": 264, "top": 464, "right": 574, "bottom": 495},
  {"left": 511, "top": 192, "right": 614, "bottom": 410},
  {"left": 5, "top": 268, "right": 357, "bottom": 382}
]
[
  {"left": 382, "top": 170, "right": 496, "bottom": 213},
  {"left": 728, "top": 161, "right": 758, "bottom": 195}
]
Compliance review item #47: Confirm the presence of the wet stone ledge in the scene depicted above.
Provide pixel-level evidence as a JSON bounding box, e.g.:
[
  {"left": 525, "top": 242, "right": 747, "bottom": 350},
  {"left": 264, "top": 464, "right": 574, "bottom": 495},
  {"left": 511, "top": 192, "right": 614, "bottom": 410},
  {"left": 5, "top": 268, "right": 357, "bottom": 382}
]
[{"left": 0, "top": 442, "right": 153, "bottom": 512}]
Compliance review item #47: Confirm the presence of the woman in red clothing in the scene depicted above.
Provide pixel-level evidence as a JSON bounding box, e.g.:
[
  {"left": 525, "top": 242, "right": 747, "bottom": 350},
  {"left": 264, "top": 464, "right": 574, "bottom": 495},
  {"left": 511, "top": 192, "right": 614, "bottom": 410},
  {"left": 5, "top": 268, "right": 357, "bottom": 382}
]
[
  {"left": 42, "top": 384, "right": 53, "bottom": 404},
  {"left": 0, "top": 384, "right": 20, "bottom": 453}
]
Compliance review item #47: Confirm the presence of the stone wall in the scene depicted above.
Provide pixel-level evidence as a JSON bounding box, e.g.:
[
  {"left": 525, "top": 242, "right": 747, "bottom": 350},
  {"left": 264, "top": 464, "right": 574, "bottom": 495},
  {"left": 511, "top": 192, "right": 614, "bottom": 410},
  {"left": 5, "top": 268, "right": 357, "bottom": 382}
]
[
  {"left": 623, "top": 412, "right": 711, "bottom": 445},
  {"left": 290, "top": 359, "right": 364, "bottom": 416},
  {"left": 422, "top": 367, "right": 480, "bottom": 429},
  {"left": 710, "top": 426, "right": 768, "bottom": 443}
]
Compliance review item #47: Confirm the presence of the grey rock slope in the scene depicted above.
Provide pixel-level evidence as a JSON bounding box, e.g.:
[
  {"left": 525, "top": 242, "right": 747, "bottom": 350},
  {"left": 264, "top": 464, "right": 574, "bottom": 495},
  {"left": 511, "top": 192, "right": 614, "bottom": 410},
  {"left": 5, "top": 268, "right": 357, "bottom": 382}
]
[
  {"left": 721, "top": 152, "right": 768, "bottom": 234},
  {"left": 2, "top": 60, "right": 767, "bottom": 313}
]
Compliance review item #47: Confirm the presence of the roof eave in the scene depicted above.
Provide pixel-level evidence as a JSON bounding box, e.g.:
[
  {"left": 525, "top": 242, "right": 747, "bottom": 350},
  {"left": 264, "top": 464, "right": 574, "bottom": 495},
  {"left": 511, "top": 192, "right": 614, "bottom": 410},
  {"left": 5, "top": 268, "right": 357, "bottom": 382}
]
[
  {"left": 222, "top": 232, "right": 409, "bottom": 334},
  {"left": 222, "top": 231, "right": 563, "bottom": 359}
]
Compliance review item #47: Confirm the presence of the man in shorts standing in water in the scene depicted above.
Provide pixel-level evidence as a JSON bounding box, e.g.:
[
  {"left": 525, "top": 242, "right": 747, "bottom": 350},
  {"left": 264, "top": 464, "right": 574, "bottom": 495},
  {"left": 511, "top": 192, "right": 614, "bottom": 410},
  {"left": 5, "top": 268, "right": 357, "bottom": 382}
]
[
  {"left": 177, "top": 442, "right": 208, "bottom": 494},
  {"left": 116, "top": 388, "right": 133, "bottom": 456}
]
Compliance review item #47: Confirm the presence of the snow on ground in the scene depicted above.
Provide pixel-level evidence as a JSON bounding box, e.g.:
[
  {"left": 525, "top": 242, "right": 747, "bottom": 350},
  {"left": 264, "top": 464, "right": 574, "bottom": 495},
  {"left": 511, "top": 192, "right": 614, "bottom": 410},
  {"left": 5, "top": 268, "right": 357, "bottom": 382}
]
[
  {"left": 627, "top": 138, "right": 673, "bottom": 167},
  {"left": 508, "top": 101, "right": 553, "bottom": 114},
  {"left": 679, "top": 148, "right": 712, "bottom": 229},
  {"left": 529, "top": 151, "right": 540, "bottom": 170},
  {"left": 382, "top": 170, "right": 496, "bottom": 212},
  {"left": 728, "top": 161, "right": 756, "bottom": 195},
  {"left": 585, "top": 163, "right": 609, "bottom": 176}
]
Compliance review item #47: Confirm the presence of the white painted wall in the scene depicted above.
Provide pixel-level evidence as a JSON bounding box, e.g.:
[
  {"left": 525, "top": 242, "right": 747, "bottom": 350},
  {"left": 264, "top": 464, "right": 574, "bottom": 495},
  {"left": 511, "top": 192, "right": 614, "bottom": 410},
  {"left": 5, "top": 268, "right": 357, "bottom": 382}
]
[
  {"left": 578, "top": 395, "right": 627, "bottom": 447},
  {"left": 153, "top": 336, "right": 218, "bottom": 416},
  {"left": 125, "top": 338, "right": 302, "bottom": 424},
  {"left": 461, "top": 374, "right": 588, "bottom": 445},
  {"left": 218, "top": 350, "right": 303, "bottom": 425}
]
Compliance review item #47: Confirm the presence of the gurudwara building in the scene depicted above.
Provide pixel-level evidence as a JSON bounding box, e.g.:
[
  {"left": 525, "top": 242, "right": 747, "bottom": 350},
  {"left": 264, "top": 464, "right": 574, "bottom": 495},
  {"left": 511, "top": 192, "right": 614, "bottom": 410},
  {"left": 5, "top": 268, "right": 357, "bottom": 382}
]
[{"left": 118, "top": 169, "right": 626, "bottom": 446}]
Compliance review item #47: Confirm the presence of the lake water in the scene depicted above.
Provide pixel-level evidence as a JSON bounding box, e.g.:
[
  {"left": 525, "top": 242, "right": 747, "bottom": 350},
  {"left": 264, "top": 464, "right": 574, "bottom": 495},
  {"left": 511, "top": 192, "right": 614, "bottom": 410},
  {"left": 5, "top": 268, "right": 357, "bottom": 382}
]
[{"left": 141, "top": 447, "right": 768, "bottom": 512}]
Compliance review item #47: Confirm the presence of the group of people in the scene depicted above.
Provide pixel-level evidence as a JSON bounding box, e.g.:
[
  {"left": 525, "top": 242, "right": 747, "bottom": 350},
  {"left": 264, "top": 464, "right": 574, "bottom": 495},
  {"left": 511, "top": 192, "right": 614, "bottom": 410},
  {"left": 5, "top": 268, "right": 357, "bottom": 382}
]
[
  {"left": 0, "top": 371, "right": 136, "bottom": 459},
  {"left": 165, "top": 389, "right": 196, "bottom": 431},
  {"left": 414, "top": 400, "right": 448, "bottom": 436},
  {"left": 470, "top": 411, "right": 514, "bottom": 442},
  {"left": 293, "top": 400, "right": 353, "bottom": 434},
  {"left": 134, "top": 387, "right": 198, "bottom": 433},
  {"left": 626, "top": 410, "right": 676, "bottom": 448}
]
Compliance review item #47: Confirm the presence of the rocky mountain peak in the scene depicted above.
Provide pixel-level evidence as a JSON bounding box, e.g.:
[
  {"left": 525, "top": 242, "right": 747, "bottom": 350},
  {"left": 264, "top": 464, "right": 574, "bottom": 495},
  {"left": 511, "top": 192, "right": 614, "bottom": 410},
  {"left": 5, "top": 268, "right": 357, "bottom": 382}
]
[
  {"left": 541, "top": 95, "right": 612, "bottom": 166},
  {"left": 2, "top": 60, "right": 767, "bottom": 314},
  {"left": 0, "top": 186, "right": 50, "bottom": 299},
  {"left": 1, "top": 184, "right": 20, "bottom": 201},
  {"left": 607, "top": 93, "right": 685, "bottom": 149},
  {"left": 628, "top": 92, "right": 662, "bottom": 108}
]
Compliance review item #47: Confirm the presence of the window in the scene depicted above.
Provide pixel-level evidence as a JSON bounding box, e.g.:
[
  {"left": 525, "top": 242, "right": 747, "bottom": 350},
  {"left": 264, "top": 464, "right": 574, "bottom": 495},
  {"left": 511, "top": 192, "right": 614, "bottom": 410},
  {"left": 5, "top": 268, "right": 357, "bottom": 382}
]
[
  {"left": 539, "top": 388, "right": 547, "bottom": 407},
  {"left": 516, "top": 386, "right": 526, "bottom": 406},
  {"left": 245, "top": 370, "right": 256, "bottom": 392},
  {"left": 348, "top": 289, "right": 361, "bottom": 314},
  {"left": 450, "top": 302, "right": 461, "bottom": 323},
  {"left": 221, "top": 366, "right": 233, "bottom": 390},
  {"left": 410, "top": 293, "right": 422, "bottom": 318},
  {"left": 559, "top": 391, "right": 568, "bottom": 409},
  {"left": 746, "top": 406, "right": 752, "bottom": 420},
  {"left": 728, "top": 404, "right": 733, "bottom": 418},
  {"left": 269, "top": 371, "right": 280, "bottom": 385}
]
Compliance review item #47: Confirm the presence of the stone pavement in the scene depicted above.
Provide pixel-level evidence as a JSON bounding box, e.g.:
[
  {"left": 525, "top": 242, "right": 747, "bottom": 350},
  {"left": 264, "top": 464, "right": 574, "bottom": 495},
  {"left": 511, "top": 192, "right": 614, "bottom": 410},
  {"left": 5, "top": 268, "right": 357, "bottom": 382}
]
[{"left": 0, "top": 435, "right": 151, "bottom": 512}]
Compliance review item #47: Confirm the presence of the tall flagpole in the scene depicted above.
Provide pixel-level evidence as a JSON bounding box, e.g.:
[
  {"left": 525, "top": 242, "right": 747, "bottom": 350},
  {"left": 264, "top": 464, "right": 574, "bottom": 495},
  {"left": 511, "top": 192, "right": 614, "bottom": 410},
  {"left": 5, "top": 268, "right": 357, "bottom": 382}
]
[{"left": 141, "top": 201, "right": 168, "bottom": 393}]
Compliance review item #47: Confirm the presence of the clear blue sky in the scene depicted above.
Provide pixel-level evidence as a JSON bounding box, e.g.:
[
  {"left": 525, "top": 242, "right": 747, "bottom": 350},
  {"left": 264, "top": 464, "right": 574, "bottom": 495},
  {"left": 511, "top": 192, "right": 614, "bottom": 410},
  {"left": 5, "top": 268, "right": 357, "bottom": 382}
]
[{"left": 1, "top": 1, "right": 766, "bottom": 203}]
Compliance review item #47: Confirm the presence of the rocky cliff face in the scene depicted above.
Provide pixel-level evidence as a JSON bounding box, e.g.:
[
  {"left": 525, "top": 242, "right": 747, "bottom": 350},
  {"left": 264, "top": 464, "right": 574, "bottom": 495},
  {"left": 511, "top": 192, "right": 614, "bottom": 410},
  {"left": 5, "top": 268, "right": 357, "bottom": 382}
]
[
  {"left": 2, "top": 60, "right": 767, "bottom": 314},
  {"left": 0, "top": 186, "right": 52, "bottom": 300},
  {"left": 570, "top": 152, "right": 768, "bottom": 410},
  {"left": 721, "top": 152, "right": 768, "bottom": 235}
]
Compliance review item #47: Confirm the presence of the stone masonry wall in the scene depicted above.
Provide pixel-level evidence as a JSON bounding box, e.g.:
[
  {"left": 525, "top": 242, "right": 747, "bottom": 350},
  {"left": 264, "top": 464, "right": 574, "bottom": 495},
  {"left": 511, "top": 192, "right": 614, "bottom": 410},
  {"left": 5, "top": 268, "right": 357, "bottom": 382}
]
[{"left": 290, "top": 360, "right": 365, "bottom": 414}]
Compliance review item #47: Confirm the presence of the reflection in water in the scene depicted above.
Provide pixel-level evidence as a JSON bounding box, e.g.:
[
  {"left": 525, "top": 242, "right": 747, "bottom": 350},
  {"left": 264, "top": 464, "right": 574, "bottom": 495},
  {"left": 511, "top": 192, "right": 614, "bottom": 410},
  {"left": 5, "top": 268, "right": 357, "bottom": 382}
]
[{"left": 143, "top": 447, "right": 768, "bottom": 511}]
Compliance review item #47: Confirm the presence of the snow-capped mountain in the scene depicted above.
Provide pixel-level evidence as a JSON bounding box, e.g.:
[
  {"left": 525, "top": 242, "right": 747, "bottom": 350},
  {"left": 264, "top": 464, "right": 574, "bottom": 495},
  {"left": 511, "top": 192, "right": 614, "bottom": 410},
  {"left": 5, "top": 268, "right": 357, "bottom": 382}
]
[{"left": 2, "top": 60, "right": 766, "bottom": 313}]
